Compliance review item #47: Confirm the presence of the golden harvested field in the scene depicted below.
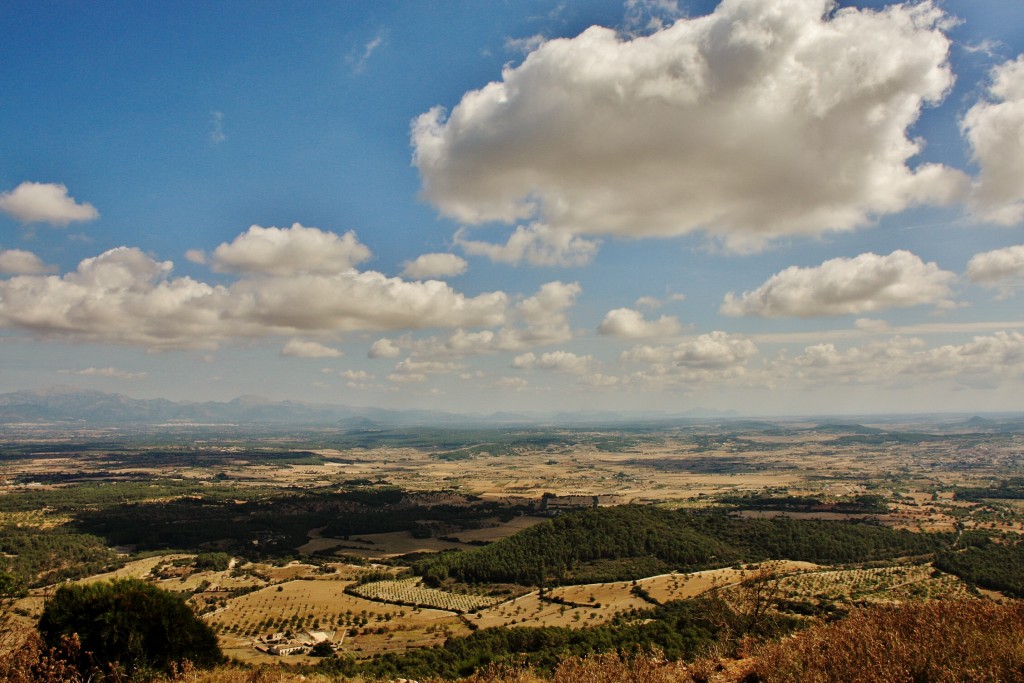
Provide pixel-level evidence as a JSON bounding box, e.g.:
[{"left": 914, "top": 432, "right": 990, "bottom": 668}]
[
  {"left": 261, "top": 563, "right": 328, "bottom": 582},
  {"left": 204, "top": 578, "right": 468, "bottom": 662},
  {"left": 472, "top": 589, "right": 619, "bottom": 630},
  {"left": 640, "top": 568, "right": 751, "bottom": 603},
  {"left": 449, "top": 515, "right": 549, "bottom": 542},
  {"left": 78, "top": 554, "right": 193, "bottom": 583},
  {"left": 318, "top": 531, "right": 466, "bottom": 559}
]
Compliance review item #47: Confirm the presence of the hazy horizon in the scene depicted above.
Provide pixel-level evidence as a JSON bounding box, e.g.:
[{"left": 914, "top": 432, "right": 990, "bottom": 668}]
[{"left": 6, "top": 384, "right": 1024, "bottom": 424}]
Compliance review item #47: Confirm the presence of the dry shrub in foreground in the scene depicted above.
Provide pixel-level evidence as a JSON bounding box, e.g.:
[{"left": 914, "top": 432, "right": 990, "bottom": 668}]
[
  {"left": 0, "top": 639, "right": 333, "bottom": 683},
  {"left": 753, "top": 599, "right": 1024, "bottom": 683},
  {"left": 163, "top": 663, "right": 341, "bottom": 683},
  {"left": 552, "top": 652, "right": 694, "bottom": 683},
  {"left": 461, "top": 652, "right": 695, "bottom": 683}
]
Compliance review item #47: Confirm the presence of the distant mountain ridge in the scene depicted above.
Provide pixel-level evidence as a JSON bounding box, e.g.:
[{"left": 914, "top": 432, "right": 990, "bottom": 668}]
[
  {"left": 0, "top": 386, "right": 738, "bottom": 427},
  {"left": 0, "top": 386, "right": 419, "bottom": 426},
  {"left": 8, "top": 387, "right": 1020, "bottom": 429}
]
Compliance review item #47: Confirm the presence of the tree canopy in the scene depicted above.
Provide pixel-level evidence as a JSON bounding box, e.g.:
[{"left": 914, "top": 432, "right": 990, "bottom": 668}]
[{"left": 37, "top": 578, "right": 222, "bottom": 676}]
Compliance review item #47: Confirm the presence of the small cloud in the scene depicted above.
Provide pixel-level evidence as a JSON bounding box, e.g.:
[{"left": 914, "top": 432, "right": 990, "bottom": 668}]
[
  {"left": 512, "top": 350, "right": 594, "bottom": 374},
  {"left": 962, "top": 39, "right": 1001, "bottom": 58},
  {"left": 389, "top": 358, "right": 462, "bottom": 383},
  {"left": 369, "top": 338, "right": 401, "bottom": 359},
  {"left": 59, "top": 366, "right": 147, "bottom": 380},
  {"left": 212, "top": 223, "right": 372, "bottom": 275},
  {"left": 967, "top": 244, "right": 1024, "bottom": 283},
  {"left": 0, "top": 182, "right": 99, "bottom": 226},
  {"left": 966, "top": 244, "right": 1024, "bottom": 297},
  {"left": 210, "top": 110, "right": 226, "bottom": 144},
  {"left": 854, "top": 318, "right": 891, "bottom": 333},
  {"left": 401, "top": 253, "right": 468, "bottom": 279},
  {"left": 340, "top": 369, "right": 375, "bottom": 389},
  {"left": 622, "top": 0, "right": 684, "bottom": 36},
  {"left": 635, "top": 296, "right": 662, "bottom": 310},
  {"left": 340, "top": 369, "right": 373, "bottom": 382},
  {"left": 388, "top": 371, "right": 427, "bottom": 383},
  {"left": 598, "top": 307, "right": 682, "bottom": 339},
  {"left": 505, "top": 34, "right": 546, "bottom": 55},
  {"left": 454, "top": 224, "right": 599, "bottom": 267},
  {"left": 280, "top": 338, "right": 343, "bottom": 358},
  {"left": 347, "top": 31, "right": 386, "bottom": 74},
  {"left": 0, "top": 249, "right": 56, "bottom": 275},
  {"left": 184, "top": 249, "right": 207, "bottom": 265},
  {"left": 635, "top": 293, "right": 685, "bottom": 310},
  {"left": 494, "top": 376, "right": 528, "bottom": 391}
]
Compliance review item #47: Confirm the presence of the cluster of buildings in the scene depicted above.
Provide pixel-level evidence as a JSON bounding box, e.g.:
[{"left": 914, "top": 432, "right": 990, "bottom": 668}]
[
  {"left": 254, "top": 629, "right": 336, "bottom": 656},
  {"left": 539, "top": 493, "right": 621, "bottom": 511}
]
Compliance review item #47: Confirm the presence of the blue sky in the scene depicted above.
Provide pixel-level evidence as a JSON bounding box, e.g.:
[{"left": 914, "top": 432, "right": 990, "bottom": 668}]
[{"left": 2, "top": 0, "right": 1023, "bottom": 415}]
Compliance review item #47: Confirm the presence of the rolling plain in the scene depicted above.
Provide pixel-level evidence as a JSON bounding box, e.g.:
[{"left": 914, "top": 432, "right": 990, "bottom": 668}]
[{"left": 2, "top": 413, "right": 1023, "bottom": 678}]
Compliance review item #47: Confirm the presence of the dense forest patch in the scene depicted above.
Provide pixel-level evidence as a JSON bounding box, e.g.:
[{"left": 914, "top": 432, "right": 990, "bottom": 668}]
[{"left": 415, "top": 505, "right": 950, "bottom": 586}]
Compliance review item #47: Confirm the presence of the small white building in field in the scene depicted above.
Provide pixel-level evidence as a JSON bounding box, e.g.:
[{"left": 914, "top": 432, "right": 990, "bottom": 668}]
[
  {"left": 268, "top": 642, "right": 307, "bottom": 656},
  {"left": 306, "top": 630, "right": 333, "bottom": 644}
]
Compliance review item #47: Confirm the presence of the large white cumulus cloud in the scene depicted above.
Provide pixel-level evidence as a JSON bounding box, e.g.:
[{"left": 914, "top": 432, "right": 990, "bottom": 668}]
[
  {"left": 413, "top": 0, "right": 966, "bottom": 251},
  {"left": 962, "top": 55, "right": 1024, "bottom": 226},
  {"left": 721, "top": 251, "right": 956, "bottom": 318},
  {"left": 0, "top": 231, "right": 508, "bottom": 350},
  {"left": 966, "top": 244, "right": 1024, "bottom": 294},
  {"left": 0, "top": 247, "right": 225, "bottom": 348}
]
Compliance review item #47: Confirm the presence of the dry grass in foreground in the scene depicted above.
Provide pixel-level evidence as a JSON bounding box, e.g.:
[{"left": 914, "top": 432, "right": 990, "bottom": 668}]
[{"left": 752, "top": 599, "right": 1024, "bottom": 683}]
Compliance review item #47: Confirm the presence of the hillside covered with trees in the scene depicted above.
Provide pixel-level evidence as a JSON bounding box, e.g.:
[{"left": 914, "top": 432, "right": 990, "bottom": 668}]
[{"left": 415, "top": 505, "right": 951, "bottom": 586}]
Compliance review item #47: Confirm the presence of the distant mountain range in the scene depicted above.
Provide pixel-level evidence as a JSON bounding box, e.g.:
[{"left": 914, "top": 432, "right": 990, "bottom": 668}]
[
  {"left": 0, "top": 386, "right": 739, "bottom": 427},
  {"left": 7, "top": 387, "right": 1020, "bottom": 430}
]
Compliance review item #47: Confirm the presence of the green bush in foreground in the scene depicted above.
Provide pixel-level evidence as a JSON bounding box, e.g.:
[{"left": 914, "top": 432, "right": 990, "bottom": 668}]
[{"left": 37, "top": 578, "right": 222, "bottom": 677}]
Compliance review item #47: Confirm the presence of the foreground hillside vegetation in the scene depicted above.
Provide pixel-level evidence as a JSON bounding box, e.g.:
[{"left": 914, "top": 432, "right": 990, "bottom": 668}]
[{"left": 4, "top": 600, "right": 1023, "bottom": 682}]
